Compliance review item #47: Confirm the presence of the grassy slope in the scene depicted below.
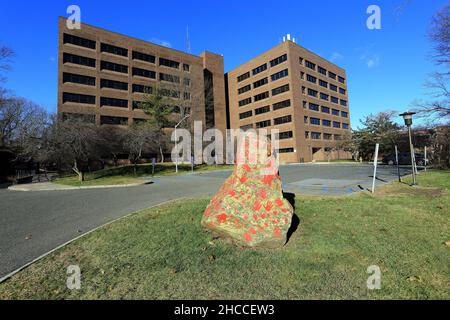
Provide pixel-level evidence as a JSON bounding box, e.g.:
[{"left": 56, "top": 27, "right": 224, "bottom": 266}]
[
  {"left": 54, "top": 163, "right": 234, "bottom": 186},
  {"left": 1, "top": 171, "right": 448, "bottom": 299}
]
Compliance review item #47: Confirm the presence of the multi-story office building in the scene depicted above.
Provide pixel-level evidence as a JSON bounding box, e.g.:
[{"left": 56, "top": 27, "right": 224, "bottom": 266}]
[
  {"left": 57, "top": 17, "right": 226, "bottom": 134},
  {"left": 226, "top": 40, "right": 351, "bottom": 163}
]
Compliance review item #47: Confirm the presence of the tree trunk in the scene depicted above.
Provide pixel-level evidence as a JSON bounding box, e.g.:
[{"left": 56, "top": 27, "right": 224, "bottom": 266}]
[
  {"left": 72, "top": 160, "right": 85, "bottom": 182},
  {"left": 159, "top": 145, "right": 164, "bottom": 163}
]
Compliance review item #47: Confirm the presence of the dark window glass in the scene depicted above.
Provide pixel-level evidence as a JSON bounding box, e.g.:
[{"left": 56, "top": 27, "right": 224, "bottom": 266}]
[
  {"left": 272, "top": 84, "right": 289, "bottom": 96},
  {"left": 239, "top": 97, "right": 252, "bottom": 107},
  {"left": 274, "top": 115, "right": 292, "bottom": 125},
  {"left": 132, "top": 51, "right": 155, "bottom": 63},
  {"left": 330, "top": 84, "right": 337, "bottom": 92},
  {"left": 62, "top": 92, "right": 95, "bottom": 104},
  {"left": 341, "top": 111, "right": 348, "bottom": 118},
  {"left": 240, "top": 124, "right": 253, "bottom": 130},
  {"left": 270, "top": 54, "right": 287, "bottom": 67},
  {"left": 271, "top": 69, "right": 289, "bottom": 81},
  {"left": 238, "top": 84, "right": 251, "bottom": 95},
  {"left": 334, "top": 134, "right": 342, "bottom": 140},
  {"left": 63, "top": 72, "right": 95, "bottom": 86},
  {"left": 159, "top": 57, "right": 180, "bottom": 69},
  {"left": 239, "top": 110, "right": 253, "bottom": 119},
  {"left": 255, "top": 105, "right": 270, "bottom": 115},
  {"left": 331, "top": 96, "right": 339, "bottom": 104},
  {"left": 332, "top": 109, "right": 340, "bottom": 116},
  {"left": 100, "top": 79, "right": 127, "bottom": 91},
  {"left": 100, "top": 116, "right": 128, "bottom": 125},
  {"left": 160, "top": 73, "right": 180, "bottom": 83},
  {"left": 306, "top": 74, "right": 317, "bottom": 83},
  {"left": 252, "top": 63, "right": 267, "bottom": 75},
  {"left": 305, "top": 131, "right": 309, "bottom": 139},
  {"left": 311, "top": 132, "right": 321, "bottom": 139},
  {"left": 63, "top": 53, "right": 95, "bottom": 68},
  {"left": 183, "top": 78, "right": 191, "bottom": 86},
  {"left": 237, "top": 72, "right": 250, "bottom": 82},
  {"left": 254, "top": 91, "right": 269, "bottom": 101},
  {"left": 328, "top": 71, "right": 336, "bottom": 80},
  {"left": 307, "top": 88, "right": 318, "bottom": 97},
  {"left": 160, "top": 89, "right": 180, "bottom": 98},
  {"left": 256, "top": 119, "right": 271, "bottom": 128},
  {"left": 279, "top": 131, "right": 293, "bottom": 139},
  {"left": 339, "top": 87, "right": 346, "bottom": 94},
  {"left": 318, "top": 66, "right": 327, "bottom": 75},
  {"left": 309, "top": 103, "right": 319, "bottom": 111},
  {"left": 322, "top": 119, "right": 331, "bottom": 127},
  {"left": 183, "top": 92, "right": 191, "bottom": 100},
  {"left": 132, "top": 67, "right": 156, "bottom": 79},
  {"left": 305, "top": 60, "right": 316, "bottom": 70},
  {"left": 273, "top": 99, "right": 291, "bottom": 110},
  {"left": 340, "top": 99, "right": 347, "bottom": 106},
  {"left": 343, "top": 123, "right": 349, "bottom": 129},
  {"left": 63, "top": 33, "right": 96, "bottom": 49},
  {"left": 101, "top": 43, "right": 128, "bottom": 57},
  {"left": 132, "top": 84, "right": 153, "bottom": 94},
  {"left": 62, "top": 112, "right": 95, "bottom": 124},
  {"left": 253, "top": 77, "right": 268, "bottom": 88},
  {"left": 132, "top": 101, "right": 143, "bottom": 109},
  {"left": 100, "top": 97, "right": 128, "bottom": 108},
  {"left": 310, "top": 117, "right": 320, "bottom": 125},
  {"left": 278, "top": 148, "right": 294, "bottom": 153},
  {"left": 320, "top": 92, "right": 329, "bottom": 101},
  {"left": 319, "top": 79, "right": 328, "bottom": 88},
  {"left": 321, "top": 106, "right": 330, "bottom": 113},
  {"left": 183, "top": 64, "right": 190, "bottom": 72},
  {"left": 338, "top": 76, "right": 345, "bottom": 84},
  {"left": 333, "top": 121, "right": 341, "bottom": 128},
  {"left": 304, "top": 116, "right": 308, "bottom": 123},
  {"left": 101, "top": 60, "right": 128, "bottom": 74},
  {"left": 324, "top": 133, "right": 332, "bottom": 140}
]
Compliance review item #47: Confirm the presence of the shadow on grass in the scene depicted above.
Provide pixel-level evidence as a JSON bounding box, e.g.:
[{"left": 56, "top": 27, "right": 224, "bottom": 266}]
[{"left": 283, "top": 192, "right": 300, "bottom": 243}]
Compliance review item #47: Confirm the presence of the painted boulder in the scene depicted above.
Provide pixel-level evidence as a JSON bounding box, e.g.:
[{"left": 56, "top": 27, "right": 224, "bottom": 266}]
[{"left": 201, "top": 141, "right": 294, "bottom": 248}]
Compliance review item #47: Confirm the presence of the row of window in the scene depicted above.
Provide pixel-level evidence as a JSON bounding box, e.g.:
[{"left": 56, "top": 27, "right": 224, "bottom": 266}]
[
  {"left": 304, "top": 116, "right": 349, "bottom": 129},
  {"left": 63, "top": 33, "right": 190, "bottom": 71},
  {"left": 303, "top": 102, "right": 348, "bottom": 118},
  {"left": 302, "top": 72, "right": 346, "bottom": 95},
  {"left": 304, "top": 131, "right": 344, "bottom": 141},
  {"left": 239, "top": 99, "right": 291, "bottom": 119},
  {"left": 302, "top": 86, "right": 347, "bottom": 106},
  {"left": 238, "top": 83, "right": 290, "bottom": 106},
  {"left": 238, "top": 69, "right": 288, "bottom": 95},
  {"left": 300, "top": 56, "right": 345, "bottom": 84},
  {"left": 237, "top": 54, "right": 288, "bottom": 82}
]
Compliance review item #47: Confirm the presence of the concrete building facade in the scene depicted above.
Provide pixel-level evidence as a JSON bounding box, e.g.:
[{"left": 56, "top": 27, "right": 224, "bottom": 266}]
[{"left": 226, "top": 40, "right": 351, "bottom": 163}]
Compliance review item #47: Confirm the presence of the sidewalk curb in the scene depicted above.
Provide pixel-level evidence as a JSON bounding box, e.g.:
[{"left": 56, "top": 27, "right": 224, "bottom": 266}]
[
  {"left": 7, "top": 181, "right": 149, "bottom": 192},
  {"left": 0, "top": 197, "right": 185, "bottom": 284}
]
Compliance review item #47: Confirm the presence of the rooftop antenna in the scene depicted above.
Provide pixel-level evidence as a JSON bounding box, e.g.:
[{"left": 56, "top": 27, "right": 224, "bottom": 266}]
[{"left": 186, "top": 25, "right": 191, "bottom": 54}]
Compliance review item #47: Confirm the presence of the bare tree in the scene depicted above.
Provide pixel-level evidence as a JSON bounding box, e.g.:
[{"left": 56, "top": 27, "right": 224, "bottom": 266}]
[
  {"left": 123, "top": 122, "right": 157, "bottom": 175},
  {"left": 0, "top": 46, "right": 14, "bottom": 82},
  {"left": 98, "top": 125, "right": 127, "bottom": 167}
]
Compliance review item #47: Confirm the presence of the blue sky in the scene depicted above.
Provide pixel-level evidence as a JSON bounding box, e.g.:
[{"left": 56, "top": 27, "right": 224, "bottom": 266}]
[{"left": 0, "top": 0, "right": 447, "bottom": 127}]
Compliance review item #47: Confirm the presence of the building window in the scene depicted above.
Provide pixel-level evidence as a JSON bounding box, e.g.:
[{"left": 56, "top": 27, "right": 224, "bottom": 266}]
[
  {"left": 159, "top": 57, "right": 180, "bottom": 69},
  {"left": 256, "top": 119, "right": 271, "bottom": 128},
  {"left": 330, "top": 84, "right": 337, "bottom": 92},
  {"left": 160, "top": 89, "right": 180, "bottom": 98},
  {"left": 340, "top": 99, "right": 347, "bottom": 107},
  {"left": 237, "top": 72, "right": 250, "bottom": 82},
  {"left": 300, "top": 71, "right": 305, "bottom": 79},
  {"left": 132, "top": 84, "right": 153, "bottom": 94},
  {"left": 63, "top": 73, "right": 95, "bottom": 86},
  {"left": 305, "top": 131, "right": 309, "bottom": 139},
  {"left": 271, "top": 69, "right": 289, "bottom": 81},
  {"left": 332, "top": 109, "right": 340, "bottom": 116},
  {"left": 239, "top": 110, "right": 253, "bottom": 119},
  {"left": 334, "top": 134, "right": 342, "bottom": 140},
  {"left": 253, "top": 77, "right": 268, "bottom": 89},
  {"left": 255, "top": 105, "right": 270, "bottom": 115},
  {"left": 319, "top": 79, "right": 328, "bottom": 88},
  {"left": 306, "top": 74, "right": 317, "bottom": 83},
  {"left": 322, "top": 119, "right": 331, "bottom": 127},
  {"left": 254, "top": 91, "right": 269, "bottom": 102},
  {"left": 310, "top": 117, "right": 320, "bottom": 125},
  {"left": 100, "top": 115, "right": 128, "bottom": 125},
  {"left": 339, "top": 87, "right": 346, "bottom": 95},
  {"left": 338, "top": 76, "right": 345, "bottom": 84},
  {"left": 63, "top": 92, "right": 95, "bottom": 105},
  {"left": 132, "top": 67, "right": 156, "bottom": 79},
  {"left": 307, "top": 88, "right": 318, "bottom": 97},
  {"left": 100, "top": 79, "right": 127, "bottom": 91},
  {"left": 63, "top": 33, "right": 96, "bottom": 49},
  {"left": 333, "top": 121, "right": 341, "bottom": 128},
  {"left": 101, "top": 43, "right": 128, "bottom": 57},
  {"left": 279, "top": 131, "right": 293, "bottom": 139},
  {"left": 318, "top": 66, "right": 327, "bottom": 75},
  {"left": 62, "top": 112, "right": 95, "bottom": 124},
  {"left": 239, "top": 97, "right": 252, "bottom": 107},
  {"left": 183, "top": 78, "right": 191, "bottom": 86},
  {"left": 63, "top": 53, "right": 95, "bottom": 68},
  {"left": 240, "top": 124, "right": 253, "bottom": 130},
  {"left": 331, "top": 96, "right": 339, "bottom": 104},
  {"left": 272, "top": 84, "right": 289, "bottom": 96},
  {"left": 309, "top": 103, "right": 319, "bottom": 111},
  {"left": 100, "top": 97, "right": 128, "bottom": 108},
  {"left": 132, "top": 101, "right": 143, "bottom": 109},
  {"left": 183, "top": 64, "right": 190, "bottom": 72},
  {"left": 101, "top": 60, "right": 128, "bottom": 74},
  {"left": 270, "top": 54, "right": 287, "bottom": 67},
  {"left": 321, "top": 106, "right": 330, "bottom": 113},
  {"left": 320, "top": 92, "right": 329, "bottom": 101},
  {"left": 341, "top": 111, "right": 348, "bottom": 118},
  {"left": 303, "top": 101, "right": 307, "bottom": 108},
  {"left": 183, "top": 92, "right": 191, "bottom": 100},
  {"left": 252, "top": 63, "right": 267, "bottom": 75},
  {"left": 299, "top": 57, "right": 304, "bottom": 65},
  {"left": 160, "top": 73, "right": 180, "bottom": 83},
  {"left": 278, "top": 148, "right": 294, "bottom": 153},
  {"left": 328, "top": 71, "right": 337, "bottom": 80},
  {"left": 273, "top": 99, "right": 291, "bottom": 111},
  {"left": 238, "top": 84, "right": 251, "bottom": 95},
  {"left": 311, "top": 132, "right": 321, "bottom": 140},
  {"left": 324, "top": 133, "right": 332, "bottom": 140},
  {"left": 305, "top": 60, "right": 316, "bottom": 70},
  {"left": 132, "top": 51, "right": 155, "bottom": 64},
  {"left": 274, "top": 115, "right": 292, "bottom": 125},
  {"left": 343, "top": 123, "right": 349, "bottom": 129}
]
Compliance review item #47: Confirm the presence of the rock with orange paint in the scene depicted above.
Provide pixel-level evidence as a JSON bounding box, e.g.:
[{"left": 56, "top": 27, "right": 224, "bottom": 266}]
[{"left": 201, "top": 141, "right": 294, "bottom": 248}]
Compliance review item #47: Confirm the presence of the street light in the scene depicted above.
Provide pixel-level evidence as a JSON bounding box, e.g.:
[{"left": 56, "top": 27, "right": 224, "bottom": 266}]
[
  {"left": 174, "top": 114, "right": 190, "bottom": 173},
  {"left": 399, "top": 111, "right": 417, "bottom": 185}
]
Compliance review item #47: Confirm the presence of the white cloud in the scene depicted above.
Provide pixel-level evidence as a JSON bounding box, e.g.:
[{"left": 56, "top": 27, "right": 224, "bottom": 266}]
[
  {"left": 329, "top": 52, "right": 344, "bottom": 62},
  {"left": 149, "top": 37, "right": 172, "bottom": 48},
  {"left": 49, "top": 56, "right": 56, "bottom": 62},
  {"left": 360, "top": 53, "right": 380, "bottom": 68}
]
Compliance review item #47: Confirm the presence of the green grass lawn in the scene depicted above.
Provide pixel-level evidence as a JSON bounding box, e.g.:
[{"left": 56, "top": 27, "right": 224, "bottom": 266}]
[
  {"left": 54, "top": 163, "right": 234, "bottom": 186},
  {"left": 1, "top": 171, "right": 448, "bottom": 299}
]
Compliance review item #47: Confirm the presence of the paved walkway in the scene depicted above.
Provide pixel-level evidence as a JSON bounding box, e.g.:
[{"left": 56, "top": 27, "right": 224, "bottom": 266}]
[{"left": 0, "top": 164, "right": 414, "bottom": 279}]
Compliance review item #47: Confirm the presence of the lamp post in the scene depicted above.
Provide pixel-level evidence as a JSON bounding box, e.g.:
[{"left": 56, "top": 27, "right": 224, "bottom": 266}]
[
  {"left": 174, "top": 114, "right": 190, "bottom": 173},
  {"left": 399, "top": 111, "right": 417, "bottom": 185}
]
